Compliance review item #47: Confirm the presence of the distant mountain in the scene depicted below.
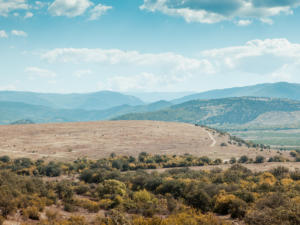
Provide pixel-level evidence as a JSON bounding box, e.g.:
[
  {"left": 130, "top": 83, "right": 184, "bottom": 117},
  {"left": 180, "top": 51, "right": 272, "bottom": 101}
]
[
  {"left": 114, "top": 97, "right": 300, "bottom": 127},
  {"left": 173, "top": 82, "right": 300, "bottom": 104},
  {"left": 0, "top": 91, "right": 144, "bottom": 110},
  {"left": 0, "top": 100, "right": 171, "bottom": 125},
  {"left": 10, "top": 119, "right": 35, "bottom": 125},
  {"left": 125, "top": 92, "right": 195, "bottom": 102}
]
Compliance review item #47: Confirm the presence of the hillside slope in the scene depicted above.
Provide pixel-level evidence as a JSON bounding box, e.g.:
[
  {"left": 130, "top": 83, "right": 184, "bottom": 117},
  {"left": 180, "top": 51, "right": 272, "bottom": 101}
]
[
  {"left": 114, "top": 97, "right": 300, "bottom": 126},
  {"left": 0, "top": 121, "right": 288, "bottom": 161},
  {"left": 173, "top": 82, "right": 300, "bottom": 104}
]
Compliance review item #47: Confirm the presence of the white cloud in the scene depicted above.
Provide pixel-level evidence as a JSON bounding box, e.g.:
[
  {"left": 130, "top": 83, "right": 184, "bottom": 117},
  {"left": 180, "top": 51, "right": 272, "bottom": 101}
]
[
  {"left": 260, "top": 18, "right": 274, "bottom": 25},
  {"left": 11, "top": 30, "right": 27, "bottom": 37},
  {"left": 0, "top": 30, "right": 8, "bottom": 38},
  {"left": 42, "top": 48, "right": 215, "bottom": 91},
  {"left": 89, "top": 3, "right": 112, "bottom": 20},
  {"left": 140, "top": 0, "right": 300, "bottom": 24},
  {"left": 202, "top": 39, "right": 300, "bottom": 61},
  {"left": 25, "top": 67, "right": 56, "bottom": 78},
  {"left": 49, "top": 0, "right": 93, "bottom": 17},
  {"left": 201, "top": 38, "right": 300, "bottom": 81},
  {"left": 40, "top": 39, "right": 300, "bottom": 91},
  {"left": 24, "top": 11, "right": 33, "bottom": 18},
  {"left": 236, "top": 19, "right": 252, "bottom": 26},
  {"left": 0, "top": 0, "right": 29, "bottom": 17},
  {"left": 42, "top": 48, "right": 215, "bottom": 75}
]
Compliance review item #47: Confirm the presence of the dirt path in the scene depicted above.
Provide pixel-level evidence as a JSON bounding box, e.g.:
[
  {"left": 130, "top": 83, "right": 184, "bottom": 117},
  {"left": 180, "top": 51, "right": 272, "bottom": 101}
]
[{"left": 206, "top": 130, "right": 217, "bottom": 147}]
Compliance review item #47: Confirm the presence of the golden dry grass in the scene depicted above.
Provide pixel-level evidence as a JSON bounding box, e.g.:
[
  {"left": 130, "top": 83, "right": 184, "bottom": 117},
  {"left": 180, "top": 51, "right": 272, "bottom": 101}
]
[{"left": 0, "top": 120, "right": 291, "bottom": 162}]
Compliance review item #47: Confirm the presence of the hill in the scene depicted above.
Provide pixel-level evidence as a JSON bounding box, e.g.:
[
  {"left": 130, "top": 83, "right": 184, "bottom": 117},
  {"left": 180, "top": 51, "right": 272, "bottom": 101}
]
[
  {"left": 0, "top": 90, "right": 143, "bottom": 110},
  {"left": 115, "top": 97, "right": 300, "bottom": 126},
  {"left": 125, "top": 91, "right": 195, "bottom": 102},
  {"left": 0, "top": 100, "right": 171, "bottom": 124},
  {"left": 173, "top": 82, "right": 300, "bottom": 104},
  {"left": 0, "top": 120, "right": 289, "bottom": 161}
]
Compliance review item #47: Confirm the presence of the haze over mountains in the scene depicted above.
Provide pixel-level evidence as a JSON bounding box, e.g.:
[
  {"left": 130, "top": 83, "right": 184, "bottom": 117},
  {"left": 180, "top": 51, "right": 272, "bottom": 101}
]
[
  {"left": 172, "top": 82, "right": 300, "bottom": 104},
  {"left": 0, "top": 91, "right": 143, "bottom": 110},
  {"left": 2, "top": 82, "right": 300, "bottom": 126}
]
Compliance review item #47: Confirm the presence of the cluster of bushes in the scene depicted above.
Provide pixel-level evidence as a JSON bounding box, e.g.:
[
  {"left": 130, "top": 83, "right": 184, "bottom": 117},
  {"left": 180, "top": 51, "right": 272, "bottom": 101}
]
[
  {"left": 0, "top": 154, "right": 299, "bottom": 224},
  {"left": 290, "top": 150, "right": 300, "bottom": 162}
]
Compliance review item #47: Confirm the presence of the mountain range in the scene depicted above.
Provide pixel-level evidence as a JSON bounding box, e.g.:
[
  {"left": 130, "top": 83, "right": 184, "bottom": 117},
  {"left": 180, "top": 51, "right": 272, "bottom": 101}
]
[
  {"left": 2, "top": 82, "right": 300, "bottom": 126},
  {"left": 0, "top": 90, "right": 143, "bottom": 110},
  {"left": 114, "top": 97, "right": 300, "bottom": 128},
  {"left": 172, "top": 82, "right": 300, "bottom": 104}
]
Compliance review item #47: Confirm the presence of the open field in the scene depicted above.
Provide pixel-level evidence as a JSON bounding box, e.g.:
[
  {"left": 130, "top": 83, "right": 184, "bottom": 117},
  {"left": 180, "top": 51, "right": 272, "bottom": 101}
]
[
  {"left": 0, "top": 120, "right": 292, "bottom": 162},
  {"left": 231, "top": 128, "right": 300, "bottom": 150}
]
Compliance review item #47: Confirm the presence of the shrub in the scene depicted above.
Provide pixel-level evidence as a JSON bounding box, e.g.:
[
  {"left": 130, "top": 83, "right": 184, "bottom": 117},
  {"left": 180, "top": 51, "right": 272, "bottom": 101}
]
[
  {"left": 23, "top": 207, "right": 39, "bottom": 220},
  {"left": 214, "top": 193, "right": 246, "bottom": 218},
  {"left": 229, "top": 157, "right": 236, "bottom": 164},
  {"left": 0, "top": 155, "right": 10, "bottom": 163},
  {"left": 238, "top": 155, "right": 249, "bottom": 163},
  {"left": 255, "top": 155, "right": 265, "bottom": 163},
  {"left": 290, "top": 151, "right": 297, "bottom": 157}
]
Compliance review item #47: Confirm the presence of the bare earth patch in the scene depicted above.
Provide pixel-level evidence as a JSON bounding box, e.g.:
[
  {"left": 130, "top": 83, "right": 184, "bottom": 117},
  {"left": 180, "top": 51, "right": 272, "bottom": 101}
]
[{"left": 0, "top": 120, "right": 292, "bottom": 162}]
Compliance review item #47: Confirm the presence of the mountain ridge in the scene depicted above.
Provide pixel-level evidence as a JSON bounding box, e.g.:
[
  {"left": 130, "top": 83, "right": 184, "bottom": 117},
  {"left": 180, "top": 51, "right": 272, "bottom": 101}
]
[
  {"left": 0, "top": 90, "right": 144, "bottom": 110},
  {"left": 173, "top": 82, "right": 300, "bottom": 104}
]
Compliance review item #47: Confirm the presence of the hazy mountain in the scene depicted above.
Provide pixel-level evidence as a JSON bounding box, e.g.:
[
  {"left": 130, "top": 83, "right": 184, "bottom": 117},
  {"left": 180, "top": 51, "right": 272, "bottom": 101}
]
[
  {"left": 114, "top": 97, "right": 300, "bottom": 127},
  {"left": 125, "top": 92, "right": 195, "bottom": 102},
  {"left": 0, "top": 100, "right": 171, "bottom": 125},
  {"left": 173, "top": 82, "right": 300, "bottom": 104},
  {"left": 0, "top": 91, "right": 144, "bottom": 110},
  {"left": 10, "top": 119, "right": 35, "bottom": 125}
]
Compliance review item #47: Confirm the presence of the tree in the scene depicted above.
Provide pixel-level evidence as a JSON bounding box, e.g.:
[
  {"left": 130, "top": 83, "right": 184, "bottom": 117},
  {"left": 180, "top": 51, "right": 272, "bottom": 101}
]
[
  {"left": 238, "top": 155, "right": 249, "bottom": 163},
  {"left": 255, "top": 155, "right": 265, "bottom": 163}
]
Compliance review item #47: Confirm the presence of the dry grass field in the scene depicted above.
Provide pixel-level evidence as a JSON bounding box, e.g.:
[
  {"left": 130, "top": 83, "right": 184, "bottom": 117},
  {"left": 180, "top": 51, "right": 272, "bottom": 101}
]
[{"left": 0, "top": 120, "right": 292, "bottom": 163}]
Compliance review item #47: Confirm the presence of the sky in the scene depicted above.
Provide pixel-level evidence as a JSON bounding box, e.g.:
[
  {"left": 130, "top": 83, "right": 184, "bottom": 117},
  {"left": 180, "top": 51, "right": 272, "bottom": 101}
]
[{"left": 1, "top": 0, "right": 300, "bottom": 93}]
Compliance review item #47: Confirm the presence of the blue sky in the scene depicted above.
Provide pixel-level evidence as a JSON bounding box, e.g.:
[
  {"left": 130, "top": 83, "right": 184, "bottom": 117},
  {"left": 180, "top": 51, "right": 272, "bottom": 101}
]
[{"left": 1, "top": 0, "right": 300, "bottom": 93}]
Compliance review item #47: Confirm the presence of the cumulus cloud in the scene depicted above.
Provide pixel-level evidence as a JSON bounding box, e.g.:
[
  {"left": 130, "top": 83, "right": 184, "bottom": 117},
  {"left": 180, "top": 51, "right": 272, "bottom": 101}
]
[
  {"left": 40, "top": 39, "right": 300, "bottom": 91},
  {"left": 42, "top": 48, "right": 215, "bottom": 75},
  {"left": 89, "top": 3, "right": 112, "bottom": 20},
  {"left": 0, "top": 0, "right": 29, "bottom": 17},
  {"left": 25, "top": 67, "right": 56, "bottom": 78},
  {"left": 0, "top": 30, "right": 8, "bottom": 38},
  {"left": 11, "top": 30, "right": 27, "bottom": 37},
  {"left": 24, "top": 11, "right": 33, "bottom": 18},
  {"left": 201, "top": 38, "right": 300, "bottom": 80},
  {"left": 49, "top": 0, "right": 93, "bottom": 17},
  {"left": 42, "top": 47, "right": 215, "bottom": 91},
  {"left": 236, "top": 19, "right": 252, "bottom": 26},
  {"left": 140, "top": 0, "right": 300, "bottom": 24}
]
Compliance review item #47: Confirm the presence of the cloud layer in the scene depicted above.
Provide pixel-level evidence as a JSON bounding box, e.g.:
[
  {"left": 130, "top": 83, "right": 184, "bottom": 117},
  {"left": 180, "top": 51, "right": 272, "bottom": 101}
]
[
  {"left": 141, "top": 0, "right": 300, "bottom": 24},
  {"left": 0, "top": 0, "right": 29, "bottom": 17},
  {"left": 49, "top": 0, "right": 93, "bottom": 17},
  {"left": 38, "top": 38, "right": 300, "bottom": 91}
]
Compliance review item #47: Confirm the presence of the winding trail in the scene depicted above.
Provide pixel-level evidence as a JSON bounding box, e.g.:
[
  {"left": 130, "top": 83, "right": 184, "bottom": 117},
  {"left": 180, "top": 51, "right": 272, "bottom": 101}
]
[{"left": 206, "top": 130, "right": 217, "bottom": 147}]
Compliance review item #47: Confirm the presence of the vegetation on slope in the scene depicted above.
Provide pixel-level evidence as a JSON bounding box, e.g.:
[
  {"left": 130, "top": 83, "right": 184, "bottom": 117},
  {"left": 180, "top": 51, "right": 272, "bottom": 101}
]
[
  {"left": 114, "top": 97, "right": 300, "bottom": 126},
  {"left": 0, "top": 152, "right": 298, "bottom": 224}
]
